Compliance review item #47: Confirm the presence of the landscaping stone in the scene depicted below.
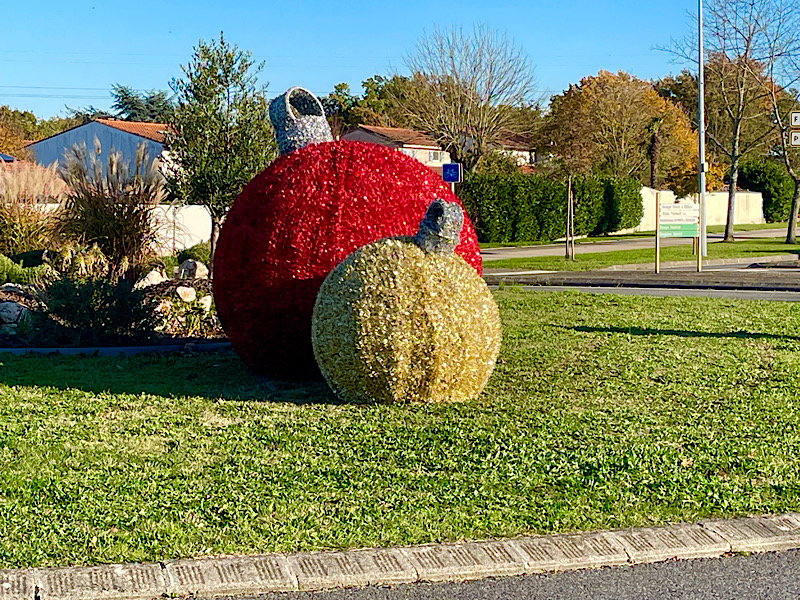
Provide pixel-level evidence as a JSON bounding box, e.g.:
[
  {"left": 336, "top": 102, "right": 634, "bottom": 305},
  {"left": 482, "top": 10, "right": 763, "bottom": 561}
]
[
  {"left": 0, "top": 568, "right": 34, "bottom": 600},
  {"left": 610, "top": 523, "right": 729, "bottom": 563},
  {"left": 179, "top": 259, "right": 208, "bottom": 280},
  {"left": 164, "top": 555, "right": 296, "bottom": 596},
  {"left": 0, "top": 302, "right": 23, "bottom": 325},
  {"left": 509, "top": 531, "right": 629, "bottom": 572},
  {"left": 700, "top": 516, "right": 800, "bottom": 552},
  {"left": 198, "top": 295, "right": 213, "bottom": 312},
  {"left": 289, "top": 548, "right": 416, "bottom": 590},
  {"left": 400, "top": 540, "right": 526, "bottom": 582},
  {"left": 34, "top": 563, "right": 166, "bottom": 600},
  {"left": 175, "top": 286, "right": 197, "bottom": 303},
  {"left": 134, "top": 269, "right": 167, "bottom": 289},
  {"left": 0, "top": 284, "right": 25, "bottom": 295}
]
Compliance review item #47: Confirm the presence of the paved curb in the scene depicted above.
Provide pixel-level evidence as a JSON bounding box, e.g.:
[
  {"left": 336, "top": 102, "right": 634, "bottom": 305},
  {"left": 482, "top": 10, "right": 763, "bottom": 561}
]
[
  {"left": 0, "top": 342, "right": 231, "bottom": 357},
  {"left": 4, "top": 513, "right": 800, "bottom": 599},
  {"left": 599, "top": 253, "right": 799, "bottom": 271}
]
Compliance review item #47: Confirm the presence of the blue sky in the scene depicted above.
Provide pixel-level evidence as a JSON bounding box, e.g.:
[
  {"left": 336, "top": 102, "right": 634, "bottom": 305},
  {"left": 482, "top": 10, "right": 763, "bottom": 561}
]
[{"left": 2, "top": 0, "right": 700, "bottom": 119}]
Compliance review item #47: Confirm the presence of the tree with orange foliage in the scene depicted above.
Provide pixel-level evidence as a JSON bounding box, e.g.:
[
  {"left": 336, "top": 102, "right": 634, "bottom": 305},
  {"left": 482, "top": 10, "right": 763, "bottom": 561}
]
[{"left": 544, "top": 70, "right": 696, "bottom": 189}]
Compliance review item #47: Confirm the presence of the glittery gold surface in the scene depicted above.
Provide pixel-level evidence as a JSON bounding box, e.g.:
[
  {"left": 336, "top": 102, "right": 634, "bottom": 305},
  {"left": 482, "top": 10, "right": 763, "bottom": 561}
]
[{"left": 312, "top": 236, "right": 501, "bottom": 404}]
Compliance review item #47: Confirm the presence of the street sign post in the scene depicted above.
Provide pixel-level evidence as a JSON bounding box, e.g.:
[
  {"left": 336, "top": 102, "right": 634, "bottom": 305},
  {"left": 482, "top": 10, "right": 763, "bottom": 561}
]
[
  {"left": 442, "top": 163, "right": 462, "bottom": 195},
  {"left": 442, "top": 163, "right": 462, "bottom": 183},
  {"left": 656, "top": 200, "right": 700, "bottom": 274}
]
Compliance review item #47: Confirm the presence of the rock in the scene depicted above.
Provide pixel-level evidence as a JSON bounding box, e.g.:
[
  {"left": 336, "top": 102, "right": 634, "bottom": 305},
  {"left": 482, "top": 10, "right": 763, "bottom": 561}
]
[
  {"left": 0, "top": 323, "right": 16, "bottom": 337},
  {"left": 198, "top": 295, "right": 213, "bottom": 312},
  {"left": 0, "top": 283, "right": 25, "bottom": 294},
  {"left": 179, "top": 260, "right": 209, "bottom": 280},
  {"left": 194, "top": 261, "right": 209, "bottom": 279},
  {"left": 0, "top": 302, "right": 24, "bottom": 325},
  {"left": 134, "top": 268, "right": 167, "bottom": 289},
  {"left": 176, "top": 286, "right": 197, "bottom": 303}
]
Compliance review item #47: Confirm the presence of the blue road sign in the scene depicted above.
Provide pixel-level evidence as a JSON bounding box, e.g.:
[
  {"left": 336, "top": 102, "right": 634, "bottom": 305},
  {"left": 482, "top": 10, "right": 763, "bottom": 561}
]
[{"left": 442, "top": 163, "right": 462, "bottom": 183}]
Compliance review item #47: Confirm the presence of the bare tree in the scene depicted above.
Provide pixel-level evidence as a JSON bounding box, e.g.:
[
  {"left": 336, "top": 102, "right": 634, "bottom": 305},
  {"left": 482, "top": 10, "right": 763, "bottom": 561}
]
[
  {"left": 750, "top": 0, "right": 800, "bottom": 242},
  {"left": 398, "top": 25, "right": 536, "bottom": 172},
  {"left": 669, "top": 0, "right": 784, "bottom": 242}
]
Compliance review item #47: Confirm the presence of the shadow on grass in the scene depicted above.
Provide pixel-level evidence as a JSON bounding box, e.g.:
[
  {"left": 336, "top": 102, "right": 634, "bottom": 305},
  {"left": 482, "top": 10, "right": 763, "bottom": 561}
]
[
  {"left": 570, "top": 325, "right": 799, "bottom": 341},
  {"left": 0, "top": 348, "right": 343, "bottom": 405}
]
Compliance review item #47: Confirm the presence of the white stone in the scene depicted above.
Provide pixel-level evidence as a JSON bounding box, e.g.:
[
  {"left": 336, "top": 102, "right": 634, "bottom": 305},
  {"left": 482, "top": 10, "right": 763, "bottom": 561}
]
[
  {"left": 198, "top": 295, "right": 213, "bottom": 312},
  {"left": 179, "top": 259, "right": 209, "bottom": 280},
  {"left": 175, "top": 286, "right": 197, "bottom": 303},
  {"left": 194, "top": 261, "right": 209, "bottom": 279},
  {"left": 0, "top": 283, "right": 25, "bottom": 294},
  {"left": 0, "top": 302, "right": 23, "bottom": 325},
  {"left": 134, "top": 269, "right": 167, "bottom": 289}
]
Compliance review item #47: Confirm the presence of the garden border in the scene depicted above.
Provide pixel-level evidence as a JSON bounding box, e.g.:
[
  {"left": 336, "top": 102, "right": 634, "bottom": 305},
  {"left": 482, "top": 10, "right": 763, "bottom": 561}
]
[{"left": 2, "top": 513, "right": 799, "bottom": 599}]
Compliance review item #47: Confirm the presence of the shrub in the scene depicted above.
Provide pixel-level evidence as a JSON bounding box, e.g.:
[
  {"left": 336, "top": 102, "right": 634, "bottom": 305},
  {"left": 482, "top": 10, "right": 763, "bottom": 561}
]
[
  {"left": 177, "top": 241, "right": 211, "bottom": 266},
  {"left": 739, "top": 160, "right": 794, "bottom": 223},
  {"left": 0, "top": 162, "right": 65, "bottom": 256},
  {"left": 0, "top": 255, "right": 53, "bottom": 285},
  {"left": 594, "top": 178, "right": 644, "bottom": 235},
  {"left": 459, "top": 173, "right": 622, "bottom": 243},
  {"left": 20, "top": 278, "right": 157, "bottom": 347},
  {"left": 58, "top": 140, "right": 165, "bottom": 277},
  {"left": 474, "top": 150, "right": 522, "bottom": 175}
]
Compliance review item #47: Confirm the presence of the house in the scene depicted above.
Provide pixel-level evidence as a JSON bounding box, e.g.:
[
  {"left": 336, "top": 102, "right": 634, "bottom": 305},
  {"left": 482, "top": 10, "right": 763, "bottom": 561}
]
[
  {"left": 496, "top": 130, "right": 536, "bottom": 167},
  {"left": 0, "top": 152, "right": 15, "bottom": 163},
  {"left": 341, "top": 125, "right": 451, "bottom": 174},
  {"left": 26, "top": 118, "right": 169, "bottom": 168}
]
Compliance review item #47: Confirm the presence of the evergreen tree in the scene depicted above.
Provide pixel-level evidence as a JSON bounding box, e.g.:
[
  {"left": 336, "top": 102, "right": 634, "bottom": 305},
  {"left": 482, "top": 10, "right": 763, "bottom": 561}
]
[{"left": 165, "top": 33, "right": 277, "bottom": 272}]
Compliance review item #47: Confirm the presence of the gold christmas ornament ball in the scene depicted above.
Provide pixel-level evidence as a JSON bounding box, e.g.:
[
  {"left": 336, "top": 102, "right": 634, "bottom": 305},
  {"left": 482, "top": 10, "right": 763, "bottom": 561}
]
[{"left": 311, "top": 200, "right": 501, "bottom": 404}]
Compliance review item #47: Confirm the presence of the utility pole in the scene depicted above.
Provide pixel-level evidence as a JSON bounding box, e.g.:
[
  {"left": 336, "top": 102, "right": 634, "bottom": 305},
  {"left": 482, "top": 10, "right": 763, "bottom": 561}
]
[{"left": 697, "top": 0, "right": 707, "bottom": 271}]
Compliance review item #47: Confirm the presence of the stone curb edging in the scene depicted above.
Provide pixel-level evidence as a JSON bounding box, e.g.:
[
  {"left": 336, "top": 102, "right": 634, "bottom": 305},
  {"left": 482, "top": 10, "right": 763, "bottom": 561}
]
[
  {"left": 0, "top": 342, "right": 231, "bottom": 357},
  {"left": 3, "top": 513, "right": 800, "bottom": 600},
  {"left": 599, "top": 253, "right": 799, "bottom": 271}
]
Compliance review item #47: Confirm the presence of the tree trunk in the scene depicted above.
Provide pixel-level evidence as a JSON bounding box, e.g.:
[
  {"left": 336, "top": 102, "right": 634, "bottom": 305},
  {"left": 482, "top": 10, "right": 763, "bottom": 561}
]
[
  {"left": 724, "top": 164, "right": 738, "bottom": 242},
  {"left": 208, "top": 218, "right": 220, "bottom": 279},
  {"left": 786, "top": 178, "right": 800, "bottom": 244}
]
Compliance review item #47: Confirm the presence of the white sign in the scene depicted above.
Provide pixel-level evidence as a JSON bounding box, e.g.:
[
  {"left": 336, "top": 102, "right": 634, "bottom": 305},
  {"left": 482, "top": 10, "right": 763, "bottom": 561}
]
[
  {"left": 792, "top": 112, "right": 800, "bottom": 127},
  {"left": 792, "top": 131, "right": 800, "bottom": 147},
  {"left": 659, "top": 201, "right": 700, "bottom": 224}
]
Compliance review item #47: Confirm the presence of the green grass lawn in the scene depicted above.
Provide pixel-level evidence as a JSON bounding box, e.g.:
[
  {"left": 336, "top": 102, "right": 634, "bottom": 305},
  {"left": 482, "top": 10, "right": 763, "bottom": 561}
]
[
  {"left": 478, "top": 222, "right": 790, "bottom": 249},
  {"left": 2, "top": 289, "right": 800, "bottom": 568},
  {"left": 486, "top": 238, "right": 800, "bottom": 271}
]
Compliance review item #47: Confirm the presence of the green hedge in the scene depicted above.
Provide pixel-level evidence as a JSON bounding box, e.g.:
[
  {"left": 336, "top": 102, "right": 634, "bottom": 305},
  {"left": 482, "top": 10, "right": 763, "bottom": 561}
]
[
  {"left": 738, "top": 160, "right": 795, "bottom": 223},
  {"left": 459, "top": 174, "right": 642, "bottom": 243}
]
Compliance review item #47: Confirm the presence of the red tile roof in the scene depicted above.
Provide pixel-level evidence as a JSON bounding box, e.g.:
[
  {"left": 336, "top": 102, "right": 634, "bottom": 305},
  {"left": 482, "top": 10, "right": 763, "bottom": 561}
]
[
  {"left": 95, "top": 119, "right": 172, "bottom": 143},
  {"left": 356, "top": 125, "right": 440, "bottom": 148}
]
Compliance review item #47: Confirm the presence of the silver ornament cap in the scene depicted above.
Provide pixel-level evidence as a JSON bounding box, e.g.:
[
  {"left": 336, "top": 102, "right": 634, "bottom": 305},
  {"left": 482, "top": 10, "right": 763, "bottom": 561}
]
[{"left": 269, "top": 86, "right": 333, "bottom": 155}]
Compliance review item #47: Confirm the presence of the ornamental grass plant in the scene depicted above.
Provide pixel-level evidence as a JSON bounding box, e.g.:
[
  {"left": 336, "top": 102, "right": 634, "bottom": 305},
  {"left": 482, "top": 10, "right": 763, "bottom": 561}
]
[
  {"left": 0, "top": 161, "right": 66, "bottom": 256},
  {"left": 58, "top": 140, "right": 165, "bottom": 279}
]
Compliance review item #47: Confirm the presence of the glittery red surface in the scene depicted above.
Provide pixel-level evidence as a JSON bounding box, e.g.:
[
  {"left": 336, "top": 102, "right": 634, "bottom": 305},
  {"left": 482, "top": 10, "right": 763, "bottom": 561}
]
[{"left": 214, "top": 140, "right": 482, "bottom": 379}]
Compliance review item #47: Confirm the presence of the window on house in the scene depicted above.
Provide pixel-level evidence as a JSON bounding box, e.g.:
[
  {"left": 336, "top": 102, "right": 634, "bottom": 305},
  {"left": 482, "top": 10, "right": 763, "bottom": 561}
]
[{"left": 428, "top": 150, "right": 442, "bottom": 162}]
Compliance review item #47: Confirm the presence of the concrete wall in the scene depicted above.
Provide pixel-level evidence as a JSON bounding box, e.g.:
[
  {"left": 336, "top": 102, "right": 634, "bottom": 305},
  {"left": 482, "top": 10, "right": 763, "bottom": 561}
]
[
  {"left": 635, "top": 187, "right": 764, "bottom": 232},
  {"left": 153, "top": 205, "right": 212, "bottom": 255},
  {"left": 29, "top": 122, "right": 163, "bottom": 169}
]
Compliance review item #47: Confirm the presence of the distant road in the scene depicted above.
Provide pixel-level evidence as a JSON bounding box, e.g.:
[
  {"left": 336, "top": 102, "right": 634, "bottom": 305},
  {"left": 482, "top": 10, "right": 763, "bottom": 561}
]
[{"left": 480, "top": 228, "right": 788, "bottom": 261}]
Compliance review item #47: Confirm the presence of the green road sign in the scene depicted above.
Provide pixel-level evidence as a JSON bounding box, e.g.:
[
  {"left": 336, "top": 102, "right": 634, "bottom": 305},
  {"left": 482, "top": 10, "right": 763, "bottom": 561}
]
[{"left": 659, "top": 223, "right": 700, "bottom": 238}]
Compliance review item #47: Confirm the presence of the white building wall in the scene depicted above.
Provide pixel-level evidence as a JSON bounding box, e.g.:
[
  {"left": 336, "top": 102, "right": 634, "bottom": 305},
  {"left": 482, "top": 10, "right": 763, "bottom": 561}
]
[{"left": 636, "top": 187, "right": 764, "bottom": 232}]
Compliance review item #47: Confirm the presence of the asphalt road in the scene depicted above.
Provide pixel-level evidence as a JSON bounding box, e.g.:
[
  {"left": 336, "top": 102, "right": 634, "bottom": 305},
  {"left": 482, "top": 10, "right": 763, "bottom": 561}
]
[
  {"left": 480, "top": 228, "right": 788, "bottom": 261},
  {"left": 243, "top": 550, "right": 800, "bottom": 600}
]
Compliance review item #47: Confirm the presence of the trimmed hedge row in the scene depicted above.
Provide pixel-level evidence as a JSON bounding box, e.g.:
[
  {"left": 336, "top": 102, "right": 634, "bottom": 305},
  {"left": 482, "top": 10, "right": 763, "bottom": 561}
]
[
  {"left": 738, "top": 160, "right": 795, "bottom": 223},
  {"left": 458, "top": 174, "right": 643, "bottom": 243}
]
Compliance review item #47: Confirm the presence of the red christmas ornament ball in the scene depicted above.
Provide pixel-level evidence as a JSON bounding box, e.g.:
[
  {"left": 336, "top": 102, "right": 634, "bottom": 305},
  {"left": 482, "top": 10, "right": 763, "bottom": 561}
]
[{"left": 213, "top": 140, "right": 482, "bottom": 380}]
